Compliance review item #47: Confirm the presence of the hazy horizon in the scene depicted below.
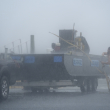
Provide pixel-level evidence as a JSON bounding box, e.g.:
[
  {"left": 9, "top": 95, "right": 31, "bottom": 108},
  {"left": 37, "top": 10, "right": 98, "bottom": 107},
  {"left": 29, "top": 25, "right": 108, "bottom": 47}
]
[{"left": 0, "top": 0, "right": 110, "bottom": 55}]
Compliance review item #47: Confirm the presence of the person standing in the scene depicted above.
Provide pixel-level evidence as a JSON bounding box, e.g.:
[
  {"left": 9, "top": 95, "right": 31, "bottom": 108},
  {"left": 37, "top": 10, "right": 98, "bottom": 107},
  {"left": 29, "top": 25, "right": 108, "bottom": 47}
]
[
  {"left": 102, "top": 47, "right": 110, "bottom": 92},
  {"left": 102, "top": 47, "right": 110, "bottom": 65}
]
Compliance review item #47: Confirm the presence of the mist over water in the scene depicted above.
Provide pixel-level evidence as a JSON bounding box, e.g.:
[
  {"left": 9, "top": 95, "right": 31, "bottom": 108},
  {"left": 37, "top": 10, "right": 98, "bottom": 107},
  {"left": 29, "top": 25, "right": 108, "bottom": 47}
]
[{"left": 0, "top": 0, "right": 110, "bottom": 55}]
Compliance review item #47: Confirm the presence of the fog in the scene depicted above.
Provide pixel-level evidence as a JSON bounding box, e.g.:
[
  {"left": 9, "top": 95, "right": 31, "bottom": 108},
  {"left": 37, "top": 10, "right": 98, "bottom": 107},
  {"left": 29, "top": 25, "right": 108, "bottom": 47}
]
[{"left": 0, "top": 0, "right": 110, "bottom": 55}]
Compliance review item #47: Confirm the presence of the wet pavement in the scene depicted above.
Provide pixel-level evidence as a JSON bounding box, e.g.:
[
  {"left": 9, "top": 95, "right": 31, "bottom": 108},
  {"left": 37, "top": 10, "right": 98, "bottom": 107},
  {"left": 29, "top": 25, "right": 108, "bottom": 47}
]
[{"left": 0, "top": 79, "right": 110, "bottom": 110}]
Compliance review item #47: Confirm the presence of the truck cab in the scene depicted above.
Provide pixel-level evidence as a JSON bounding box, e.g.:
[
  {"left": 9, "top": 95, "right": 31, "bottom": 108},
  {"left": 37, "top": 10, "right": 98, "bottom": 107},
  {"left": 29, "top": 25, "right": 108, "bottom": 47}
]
[{"left": 0, "top": 53, "right": 17, "bottom": 100}]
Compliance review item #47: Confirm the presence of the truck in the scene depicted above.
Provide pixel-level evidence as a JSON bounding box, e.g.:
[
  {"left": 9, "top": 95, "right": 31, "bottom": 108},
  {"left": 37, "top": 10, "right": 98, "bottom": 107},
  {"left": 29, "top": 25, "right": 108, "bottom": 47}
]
[
  {"left": 1, "top": 28, "right": 110, "bottom": 100},
  {"left": 0, "top": 51, "right": 19, "bottom": 100},
  {"left": 10, "top": 29, "right": 110, "bottom": 93}
]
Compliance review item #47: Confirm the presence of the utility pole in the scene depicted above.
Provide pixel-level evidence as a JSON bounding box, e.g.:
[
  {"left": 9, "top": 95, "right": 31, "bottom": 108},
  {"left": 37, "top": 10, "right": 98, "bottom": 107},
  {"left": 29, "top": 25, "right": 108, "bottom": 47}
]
[
  {"left": 5, "top": 48, "right": 8, "bottom": 60},
  {"left": 12, "top": 42, "right": 14, "bottom": 53},
  {"left": 19, "top": 39, "right": 22, "bottom": 54},
  {"left": 72, "top": 23, "right": 75, "bottom": 41},
  {"left": 26, "top": 42, "right": 28, "bottom": 53},
  {"left": 18, "top": 45, "right": 20, "bottom": 54},
  {"left": 30, "top": 35, "right": 35, "bottom": 54}
]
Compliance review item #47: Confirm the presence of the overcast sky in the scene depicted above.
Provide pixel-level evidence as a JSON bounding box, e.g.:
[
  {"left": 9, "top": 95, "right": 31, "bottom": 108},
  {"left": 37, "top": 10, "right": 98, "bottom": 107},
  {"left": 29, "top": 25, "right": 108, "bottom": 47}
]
[{"left": 0, "top": 0, "right": 110, "bottom": 55}]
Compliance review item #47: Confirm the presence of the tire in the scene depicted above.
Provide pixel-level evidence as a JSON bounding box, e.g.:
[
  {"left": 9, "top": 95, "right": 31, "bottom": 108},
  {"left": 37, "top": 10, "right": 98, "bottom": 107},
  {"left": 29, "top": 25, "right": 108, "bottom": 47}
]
[
  {"left": 31, "top": 87, "right": 37, "bottom": 92},
  {"left": 38, "top": 89, "right": 43, "bottom": 93},
  {"left": 92, "top": 78, "right": 98, "bottom": 92},
  {"left": 0, "top": 76, "right": 9, "bottom": 100},
  {"left": 44, "top": 88, "right": 50, "bottom": 92},
  {"left": 31, "top": 88, "right": 44, "bottom": 93},
  {"left": 80, "top": 85, "right": 85, "bottom": 93},
  {"left": 80, "top": 79, "right": 88, "bottom": 93},
  {"left": 87, "top": 79, "right": 92, "bottom": 92}
]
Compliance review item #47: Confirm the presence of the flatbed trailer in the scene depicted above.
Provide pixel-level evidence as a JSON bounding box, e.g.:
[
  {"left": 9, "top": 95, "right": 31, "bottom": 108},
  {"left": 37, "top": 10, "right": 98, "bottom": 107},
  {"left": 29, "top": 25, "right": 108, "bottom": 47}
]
[
  {"left": 9, "top": 28, "right": 110, "bottom": 93},
  {"left": 11, "top": 53, "right": 110, "bottom": 92}
]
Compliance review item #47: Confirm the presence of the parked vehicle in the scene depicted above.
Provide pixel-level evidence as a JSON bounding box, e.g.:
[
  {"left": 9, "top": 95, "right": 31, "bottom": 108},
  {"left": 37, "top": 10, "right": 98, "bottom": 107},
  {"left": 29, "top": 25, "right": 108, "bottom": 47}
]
[{"left": 0, "top": 53, "right": 19, "bottom": 100}]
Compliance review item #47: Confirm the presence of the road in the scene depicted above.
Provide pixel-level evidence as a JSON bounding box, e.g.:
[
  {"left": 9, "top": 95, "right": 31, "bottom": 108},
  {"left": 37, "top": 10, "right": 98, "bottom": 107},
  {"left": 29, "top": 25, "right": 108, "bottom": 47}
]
[{"left": 0, "top": 79, "right": 110, "bottom": 110}]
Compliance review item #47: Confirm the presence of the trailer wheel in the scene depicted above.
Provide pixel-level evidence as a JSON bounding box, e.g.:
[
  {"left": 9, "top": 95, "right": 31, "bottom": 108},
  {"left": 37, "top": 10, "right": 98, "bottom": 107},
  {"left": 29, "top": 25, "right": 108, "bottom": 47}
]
[
  {"left": 92, "top": 78, "right": 98, "bottom": 92},
  {"left": 38, "top": 89, "right": 43, "bottom": 93},
  {"left": 44, "top": 88, "right": 50, "bottom": 92},
  {"left": 80, "top": 79, "right": 88, "bottom": 93},
  {"left": 80, "top": 85, "right": 85, "bottom": 93},
  {"left": 31, "top": 87, "right": 37, "bottom": 92},
  {"left": 87, "top": 79, "right": 92, "bottom": 92},
  {"left": 0, "top": 76, "right": 9, "bottom": 100}
]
